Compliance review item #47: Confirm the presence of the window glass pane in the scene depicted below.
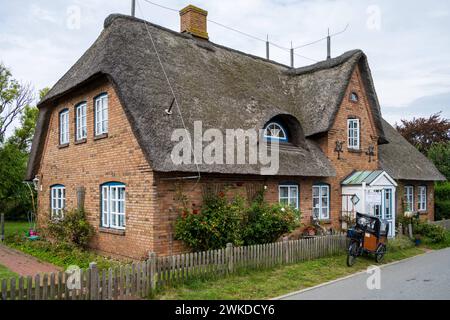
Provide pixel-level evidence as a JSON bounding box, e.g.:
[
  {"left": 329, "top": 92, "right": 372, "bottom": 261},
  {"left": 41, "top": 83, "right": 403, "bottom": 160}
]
[
  {"left": 289, "top": 187, "right": 297, "bottom": 199},
  {"left": 290, "top": 197, "right": 297, "bottom": 209},
  {"left": 312, "top": 187, "right": 319, "bottom": 197},
  {"left": 279, "top": 187, "right": 288, "bottom": 198}
]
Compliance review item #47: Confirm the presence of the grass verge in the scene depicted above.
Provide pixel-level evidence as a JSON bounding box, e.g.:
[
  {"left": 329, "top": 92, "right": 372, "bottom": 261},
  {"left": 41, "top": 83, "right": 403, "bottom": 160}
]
[
  {"left": 154, "top": 247, "right": 424, "bottom": 300},
  {"left": 0, "top": 264, "right": 18, "bottom": 281}
]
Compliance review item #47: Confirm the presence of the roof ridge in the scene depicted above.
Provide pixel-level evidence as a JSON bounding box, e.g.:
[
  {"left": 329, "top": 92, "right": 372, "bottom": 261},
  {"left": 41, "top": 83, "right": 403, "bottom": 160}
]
[{"left": 103, "top": 13, "right": 361, "bottom": 72}]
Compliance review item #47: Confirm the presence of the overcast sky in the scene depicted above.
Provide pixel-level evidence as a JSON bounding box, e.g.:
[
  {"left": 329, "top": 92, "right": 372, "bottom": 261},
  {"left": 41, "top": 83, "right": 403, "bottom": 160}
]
[{"left": 1, "top": 0, "right": 449, "bottom": 131}]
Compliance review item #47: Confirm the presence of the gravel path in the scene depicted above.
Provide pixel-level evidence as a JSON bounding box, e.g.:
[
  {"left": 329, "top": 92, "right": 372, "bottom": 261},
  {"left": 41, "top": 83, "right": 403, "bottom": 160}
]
[{"left": 0, "top": 244, "right": 61, "bottom": 277}]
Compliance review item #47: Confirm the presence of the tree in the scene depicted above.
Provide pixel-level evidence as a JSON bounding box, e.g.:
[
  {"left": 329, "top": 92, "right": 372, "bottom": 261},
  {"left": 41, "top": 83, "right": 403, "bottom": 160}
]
[
  {"left": 0, "top": 63, "right": 34, "bottom": 143},
  {"left": 7, "top": 88, "right": 48, "bottom": 152},
  {"left": 395, "top": 112, "right": 450, "bottom": 154},
  {"left": 428, "top": 142, "right": 450, "bottom": 180}
]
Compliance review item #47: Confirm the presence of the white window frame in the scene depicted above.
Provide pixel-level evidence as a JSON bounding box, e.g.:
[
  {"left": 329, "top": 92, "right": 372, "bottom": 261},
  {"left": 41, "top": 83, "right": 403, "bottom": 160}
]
[
  {"left": 278, "top": 185, "right": 298, "bottom": 209},
  {"left": 101, "top": 183, "right": 126, "bottom": 230},
  {"left": 264, "top": 122, "right": 288, "bottom": 142},
  {"left": 418, "top": 186, "right": 427, "bottom": 211},
  {"left": 347, "top": 118, "right": 360, "bottom": 150},
  {"left": 312, "top": 185, "right": 330, "bottom": 220},
  {"left": 95, "top": 94, "right": 108, "bottom": 136},
  {"left": 405, "top": 186, "right": 414, "bottom": 212},
  {"left": 76, "top": 102, "right": 87, "bottom": 140},
  {"left": 59, "top": 110, "right": 69, "bottom": 145},
  {"left": 51, "top": 185, "right": 66, "bottom": 220},
  {"left": 384, "top": 188, "right": 393, "bottom": 220}
]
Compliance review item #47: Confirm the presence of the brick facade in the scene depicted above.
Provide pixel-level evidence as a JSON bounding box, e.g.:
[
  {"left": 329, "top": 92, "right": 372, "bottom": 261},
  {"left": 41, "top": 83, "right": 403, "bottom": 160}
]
[
  {"left": 35, "top": 67, "right": 437, "bottom": 260},
  {"left": 395, "top": 180, "right": 435, "bottom": 221},
  {"left": 36, "top": 78, "right": 157, "bottom": 260},
  {"left": 315, "top": 66, "right": 380, "bottom": 229}
]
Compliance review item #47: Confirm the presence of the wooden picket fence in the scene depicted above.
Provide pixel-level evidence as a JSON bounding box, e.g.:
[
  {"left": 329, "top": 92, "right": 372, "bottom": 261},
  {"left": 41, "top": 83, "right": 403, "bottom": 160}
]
[{"left": 0, "top": 233, "right": 348, "bottom": 300}]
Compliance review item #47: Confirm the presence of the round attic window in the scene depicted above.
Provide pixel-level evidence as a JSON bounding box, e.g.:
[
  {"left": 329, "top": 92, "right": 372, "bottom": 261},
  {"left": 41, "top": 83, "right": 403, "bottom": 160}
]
[
  {"left": 264, "top": 122, "right": 288, "bottom": 142},
  {"left": 350, "top": 92, "right": 359, "bottom": 102}
]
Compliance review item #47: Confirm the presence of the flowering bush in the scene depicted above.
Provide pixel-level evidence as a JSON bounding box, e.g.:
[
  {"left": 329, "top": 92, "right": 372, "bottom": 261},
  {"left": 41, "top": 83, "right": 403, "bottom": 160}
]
[{"left": 174, "top": 192, "right": 301, "bottom": 251}]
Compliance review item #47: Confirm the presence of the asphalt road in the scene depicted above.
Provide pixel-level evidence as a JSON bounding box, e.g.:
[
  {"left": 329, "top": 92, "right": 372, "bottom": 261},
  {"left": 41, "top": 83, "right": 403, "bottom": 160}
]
[{"left": 279, "top": 248, "right": 450, "bottom": 300}]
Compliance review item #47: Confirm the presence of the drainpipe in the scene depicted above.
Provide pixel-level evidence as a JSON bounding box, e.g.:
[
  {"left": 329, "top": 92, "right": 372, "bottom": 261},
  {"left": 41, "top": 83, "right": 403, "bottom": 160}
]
[{"left": 361, "top": 182, "right": 366, "bottom": 215}]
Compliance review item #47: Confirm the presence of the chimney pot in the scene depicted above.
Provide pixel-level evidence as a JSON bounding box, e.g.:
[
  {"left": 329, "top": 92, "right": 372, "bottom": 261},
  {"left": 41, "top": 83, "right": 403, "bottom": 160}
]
[{"left": 180, "top": 5, "right": 209, "bottom": 40}]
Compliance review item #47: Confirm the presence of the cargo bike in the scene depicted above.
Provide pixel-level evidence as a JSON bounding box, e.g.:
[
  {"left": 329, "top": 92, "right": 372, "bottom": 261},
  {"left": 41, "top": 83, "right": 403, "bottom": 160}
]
[{"left": 346, "top": 212, "right": 389, "bottom": 266}]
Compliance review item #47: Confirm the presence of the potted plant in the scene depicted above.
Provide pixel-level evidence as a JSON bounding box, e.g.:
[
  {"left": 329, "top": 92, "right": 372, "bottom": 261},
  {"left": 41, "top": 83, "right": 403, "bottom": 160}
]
[{"left": 414, "top": 234, "right": 422, "bottom": 246}]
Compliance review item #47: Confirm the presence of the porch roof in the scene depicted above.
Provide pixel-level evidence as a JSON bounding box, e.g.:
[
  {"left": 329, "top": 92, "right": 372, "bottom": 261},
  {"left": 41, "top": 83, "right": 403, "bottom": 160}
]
[{"left": 341, "top": 170, "right": 385, "bottom": 185}]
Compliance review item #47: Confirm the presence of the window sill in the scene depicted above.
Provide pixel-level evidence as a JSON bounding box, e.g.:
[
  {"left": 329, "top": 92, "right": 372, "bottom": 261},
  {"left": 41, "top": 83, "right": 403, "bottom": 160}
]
[
  {"left": 58, "top": 143, "right": 69, "bottom": 149},
  {"left": 94, "top": 133, "right": 108, "bottom": 141},
  {"left": 99, "top": 227, "right": 125, "bottom": 236},
  {"left": 347, "top": 148, "right": 362, "bottom": 154},
  {"left": 418, "top": 211, "right": 428, "bottom": 215},
  {"left": 74, "top": 138, "right": 87, "bottom": 145},
  {"left": 312, "top": 218, "right": 331, "bottom": 224}
]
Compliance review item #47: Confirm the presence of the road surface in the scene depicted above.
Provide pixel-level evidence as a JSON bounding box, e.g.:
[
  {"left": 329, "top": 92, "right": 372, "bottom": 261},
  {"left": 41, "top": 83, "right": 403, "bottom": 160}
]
[{"left": 279, "top": 248, "right": 450, "bottom": 300}]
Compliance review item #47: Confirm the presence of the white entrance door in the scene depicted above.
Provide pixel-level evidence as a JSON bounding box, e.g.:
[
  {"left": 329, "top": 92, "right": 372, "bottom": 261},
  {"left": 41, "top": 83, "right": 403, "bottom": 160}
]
[{"left": 366, "top": 188, "right": 394, "bottom": 237}]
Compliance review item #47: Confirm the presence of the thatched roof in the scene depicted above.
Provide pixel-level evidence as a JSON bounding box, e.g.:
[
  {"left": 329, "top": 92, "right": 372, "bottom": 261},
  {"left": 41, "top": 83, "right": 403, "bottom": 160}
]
[
  {"left": 26, "top": 14, "right": 440, "bottom": 182},
  {"left": 379, "top": 119, "right": 446, "bottom": 181}
]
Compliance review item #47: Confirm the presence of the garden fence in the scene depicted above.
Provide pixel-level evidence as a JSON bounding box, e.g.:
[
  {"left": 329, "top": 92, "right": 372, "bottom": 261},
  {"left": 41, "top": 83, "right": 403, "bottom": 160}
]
[{"left": 0, "top": 233, "right": 348, "bottom": 300}]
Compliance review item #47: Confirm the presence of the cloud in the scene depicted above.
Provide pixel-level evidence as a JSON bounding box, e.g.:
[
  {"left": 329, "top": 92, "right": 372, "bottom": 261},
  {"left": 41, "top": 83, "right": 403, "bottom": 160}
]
[{"left": 0, "top": 0, "right": 449, "bottom": 135}]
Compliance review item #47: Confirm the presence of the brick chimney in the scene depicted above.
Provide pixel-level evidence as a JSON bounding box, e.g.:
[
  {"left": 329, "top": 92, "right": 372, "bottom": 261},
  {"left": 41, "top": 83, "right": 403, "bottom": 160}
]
[{"left": 180, "top": 5, "right": 209, "bottom": 40}]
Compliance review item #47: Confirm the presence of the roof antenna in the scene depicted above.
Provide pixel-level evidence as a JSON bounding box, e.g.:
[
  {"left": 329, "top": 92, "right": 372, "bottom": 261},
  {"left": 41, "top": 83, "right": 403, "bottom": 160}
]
[
  {"left": 266, "top": 35, "right": 270, "bottom": 60},
  {"left": 165, "top": 98, "right": 175, "bottom": 115},
  {"left": 131, "top": 0, "right": 136, "bottom": 17},
  {"left": 327, "top": 28, "right": 331, "bottom": 60},
  {"left": 290, "top": 41, "right": 294, "bottom": 68}
]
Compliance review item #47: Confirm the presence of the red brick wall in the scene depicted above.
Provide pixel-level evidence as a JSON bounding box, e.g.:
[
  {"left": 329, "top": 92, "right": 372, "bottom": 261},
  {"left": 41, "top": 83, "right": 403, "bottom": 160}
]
[
  {"left": 36, "top": 78, "right": 157, "bottom": 260},
  {"left": 153, "top": 173, "right": 325, "bottom": 256},
  {"left": 315, "top": 66, "right": 379, "bottom": 228},
  {"left": 395, "top": 180, "right": 435, "bottom": 221}
]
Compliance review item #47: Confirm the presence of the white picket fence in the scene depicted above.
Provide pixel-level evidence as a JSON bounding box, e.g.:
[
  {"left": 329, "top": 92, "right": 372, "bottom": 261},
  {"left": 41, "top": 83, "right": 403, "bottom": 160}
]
[{"left": 0, "top": 233, "right": 348, "bottom": 300}]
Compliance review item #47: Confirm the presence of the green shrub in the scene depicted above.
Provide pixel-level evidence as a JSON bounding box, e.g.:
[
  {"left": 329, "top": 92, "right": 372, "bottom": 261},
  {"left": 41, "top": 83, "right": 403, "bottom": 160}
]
[
  {"left": 435, "top": 182, "right": 450, "bottom": 201},
  {"left": 413, "top": 220, "right": 446, "bottom": 243},
  {"left": 175, "top": 194, "right": 245, "bottom": 251},
  {"left": 242, "top": 201, "right": 300, "bottom": 245},
  {"left": 435, "top": 199, "right": 450, "bottom": 221},
  {"left": 46, "top": 209, "right": 94, "bottom": 248},
  {"left": 174, "top": 193, "right": 301, "bottom": 251},
  {"left": 387, "top": 235, "right": 414, "bottom": 252}
]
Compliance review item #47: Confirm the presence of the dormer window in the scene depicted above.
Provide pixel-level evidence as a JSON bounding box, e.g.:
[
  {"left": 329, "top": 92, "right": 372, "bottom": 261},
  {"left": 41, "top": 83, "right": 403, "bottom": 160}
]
[
  {"left": 350, "top": 92, "right": 359, "bottom": 102},
  {"left": 264, "top": 122, "right": 288, "bottom": 142}
]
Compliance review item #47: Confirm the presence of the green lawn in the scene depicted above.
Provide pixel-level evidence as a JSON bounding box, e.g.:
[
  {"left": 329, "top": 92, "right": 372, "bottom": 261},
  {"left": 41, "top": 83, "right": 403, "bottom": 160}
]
[
  {"left": 3, "top": 220, "right": 30, "bottom": 238},
  {"left": 154, "top": 247, "right": 424, "bottom": 300},
  {"left": 0, "top": 264, "right": 18, "bottom": 281}
]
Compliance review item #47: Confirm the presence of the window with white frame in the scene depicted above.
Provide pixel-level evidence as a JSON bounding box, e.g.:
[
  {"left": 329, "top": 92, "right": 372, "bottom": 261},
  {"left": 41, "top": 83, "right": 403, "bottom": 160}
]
[
  {"left": 95, "top": 94, "right": 108, "bottom": 136},
  {"left": 418, "top": 186, "right": 427, "bottom": 211},
  {"left": 76, "top": 102, "right": 87, "bottom": 140},
  {"left": 264, "top": 122, "right": 288, "bottom": 142},
  {"left": 385, "top": 189, "right": 393, "bottom": 219},
  {"left": 279, "top": 185, "right": 298, "bottom": 209},
  {"left": 405, "top": 186, "right": 414, "bottom": 212},
  {"left": 59, "top": 109, "right": 69, "bottom": 145},
  {"left": 347, "top": 118, "right": 360, "bottom": 149},
  {"left": 313, "top": 185, "right": 330, "bottom": 220},
  {"left": 101, "top": 183, "right": 126, "bottom": 229},
  {"left": 50, "top": 185, "right": 66, "bottom": 219}
]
